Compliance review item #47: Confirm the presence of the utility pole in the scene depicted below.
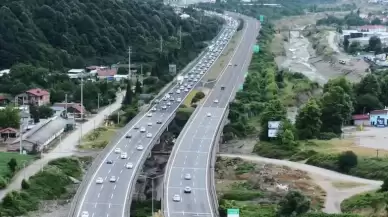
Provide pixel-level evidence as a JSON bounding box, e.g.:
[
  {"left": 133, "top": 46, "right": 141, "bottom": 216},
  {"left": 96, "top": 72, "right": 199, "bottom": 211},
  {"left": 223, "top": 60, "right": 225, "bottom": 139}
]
[
  {"left": 65, "top": 94, "right": 68, "bottom": 118},
  {"left": 160, "top": 36, "right": 163, "bottom": 53},
  {"left": 19, "top": 121, "right": 23, "bottom": 154},
  {"left": 179, "top": 26, "right": 182, "bottom": 49},
  {"left": 117, "top": 112, "right": 120, "bottom": 124},
  {"left": 97, "top": 93, "right": 100, "bottom": 110},
  {"left": 128, "top": 47, "right": 132, "bottom": 80},
  {"left": 140, "top": 64, "right": 144, "bottom": 85},
  {"left": 79, "top": 73, "right": 84, "bottom": 145}
]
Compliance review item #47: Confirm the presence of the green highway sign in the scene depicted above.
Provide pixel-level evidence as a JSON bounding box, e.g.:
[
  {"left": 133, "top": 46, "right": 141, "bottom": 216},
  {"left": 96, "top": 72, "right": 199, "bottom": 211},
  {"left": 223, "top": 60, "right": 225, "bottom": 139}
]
[
  {"left": 259, "top": 15, "right": 264, "bottom": 22},
  {"left": 227, "top": 209, "right": 240, "bottom": 217},
  {"left": 253, "top": 45, "right": 260, "bottom": 53}
]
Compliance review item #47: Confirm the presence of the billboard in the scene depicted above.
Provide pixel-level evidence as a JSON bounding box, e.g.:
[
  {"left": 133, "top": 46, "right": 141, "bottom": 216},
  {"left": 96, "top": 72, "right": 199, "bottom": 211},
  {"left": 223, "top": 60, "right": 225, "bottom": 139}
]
[
  {"left": 169, "top": 64, "right": 177, "bottom": 75},
  {"left": 268, "top": 121, "right": 281, "bottom": 138},
  {"left": 376, "top": 116, "right": 386, "bottom": 127}
]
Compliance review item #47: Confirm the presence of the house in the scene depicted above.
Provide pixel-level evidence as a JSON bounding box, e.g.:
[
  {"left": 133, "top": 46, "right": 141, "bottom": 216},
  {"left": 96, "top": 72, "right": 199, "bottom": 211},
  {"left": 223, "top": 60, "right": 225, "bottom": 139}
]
[
  {"left": 97, "top": 68, "right": 117, "bottom": 80},
  {"left": 52, "top": 102, "right": 87, "bottom": 119},
  {"left": 16, "top": 88, "right": 50, "bottom": 106},
  {"left": 0, "top": 95, "right": 11, "bottom": 105},
  {"left": 352, "top": 114, "right": 370, "bottom": 126},
  {"left": 67, "top": 69, "right": 85, "bottom": 79},
  {"left": 358, "top": 25, "right": 387, "bottom": 33},
  {"left": 0, "top": 128, "right": 19, "bottom": 141},
  {"left": 369, "top": 108, "right": 388, "bottom": 127}
]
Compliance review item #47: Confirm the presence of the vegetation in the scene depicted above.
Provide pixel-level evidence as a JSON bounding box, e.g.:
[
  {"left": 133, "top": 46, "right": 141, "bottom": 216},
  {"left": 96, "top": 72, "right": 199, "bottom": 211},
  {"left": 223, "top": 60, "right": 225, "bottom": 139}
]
[
  {"left": 130, "top": 200, "right": 161, "bottom": 217},
  {"left": 0, "top": 153, "right": 35, "bottom": 189},
  {"left": 79, "top": 126, "right": 118, "bottom": 149},
  {"left": 0, "top": 106, "right": 20, "bottom": 128},
  {"left": 341, "top": 190, "right": 388, "bottom": 216},
  {"left": 0, "top": 157, "right": 84, "bottom": 216}
]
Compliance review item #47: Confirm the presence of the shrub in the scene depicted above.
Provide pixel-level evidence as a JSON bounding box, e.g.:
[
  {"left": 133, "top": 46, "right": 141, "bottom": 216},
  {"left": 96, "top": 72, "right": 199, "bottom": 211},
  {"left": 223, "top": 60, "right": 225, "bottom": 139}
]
[
  {"left": 289, "top": 150, "right": 318, "bottom": 161},
  {"left": 222, "top": 190, "right": 262, "bottom": 201},
  {"left": 318, "top": 132, "right": 338, "bottom": 140},
  {"left": 254, "top": 142, "right": 298, "bottom": 159},
  {"left": 306, "top": 153, "right": 339, "bottom": 171},
  {"left": 0, "top": 177, "right": 7, "bottom": 189},
  {"left": 338, "top": 151, "right": 358, "bottom": 173},
  {"left": 21, "top": 179, "right": 30, "bottom": 190}
]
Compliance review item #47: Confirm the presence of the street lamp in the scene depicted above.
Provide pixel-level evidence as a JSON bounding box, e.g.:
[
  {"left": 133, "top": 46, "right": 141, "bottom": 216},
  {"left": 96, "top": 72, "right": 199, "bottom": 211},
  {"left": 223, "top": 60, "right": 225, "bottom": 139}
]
[{"left": 139, "top": 174, "right": 164, "bottom": 217}]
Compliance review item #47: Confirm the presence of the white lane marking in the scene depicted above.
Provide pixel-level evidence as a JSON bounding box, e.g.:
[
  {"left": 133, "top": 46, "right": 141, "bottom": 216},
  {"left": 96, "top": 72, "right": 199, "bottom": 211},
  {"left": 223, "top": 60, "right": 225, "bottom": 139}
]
[
  {"left": 170, "top": 212, "right": 212, "bottom": 215},
  {"left": 95, "top": 203, "right": 97, "bottom": 208},
  {"left": 125, "top": 144, "right": 127, "bottom": 148},
  {"left": 111, "top": 194, "right": 114, "bottom": 199},
  {"left": 104, "top": 176, "right": 107, "bottom": 180},
  {"left": 169, "top": 187, "right": 206, "bottom": 190},
  {"left": 179, "top": 151, "right": 208, "bottom": 154},
  {"left": 183, "top": 155, "right": 187, "bottom": 165},
  {"left": 165, "top": 19, "right": 250, "bottom": 217},
  {"left": 180, "top": 181, "right": 182, "bottom": 186},
  {"left": 108, "top": 169, "right": 111, "bottom": 173},
  {"left": 101, "top": 185, "right": 104, "bottom": 190},
  {"left": 109, "top": 203, "right": 112, "bottom": 208},
  {"left": 172, "top": 167, "right": 205, "bottom": 170},
  {"left": 114, "top": 185, "right": 117, "bottom": 190},
  {"left": 117, "top": 177, "right": 120, "bottom": 181},
  {"left": 98, "top": 193, "right": 100, "bottom": 198},
  {"left": 92, "top": 213, "right": 95, "bottom": 217},
  {"left": 107, "top": 214, "right": 109, "bottom": 217},
  {"left": 120, "top": 170, "right": 123, "bottom": 174}
]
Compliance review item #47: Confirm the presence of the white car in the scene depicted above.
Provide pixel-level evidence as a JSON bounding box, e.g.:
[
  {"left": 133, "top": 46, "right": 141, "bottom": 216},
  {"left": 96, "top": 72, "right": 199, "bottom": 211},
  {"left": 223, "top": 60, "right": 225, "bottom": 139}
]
[
  {"left": 176, "top": 90, "right": 181, "bottom": 94},
  {"left": 95, "top": 177, "right": 103, "bottom": 184},
  {"left": 114, "top": 148, "right": 121, "bottom": 154},
  {"left": 184, "top": 88, "right": 189, "bottom": 92},
  {"left": 184, "top": 173, "right": 191, "bottom": 180},
  {"left": 125, "top": 162, "right": 133, "bottom": 169},
  {"left": 207, "top": 112, "right": 211, "bottom": 117},
  {"left": 173, "top": 194, "right": 181, "bottom": 202},
  {"left": 134, "top": 125, "right": 139, "bottom": 129},
  {"left": 147, "top": 122, "right": 152, "bottom": 126},
  {"left": 184, "top": 186, "right": 192, "bottom": 193},
  {"left": 167, "top": 102, "right": 171, "bottom": 106},
  {"left": 81, "top": 211, "right": 89, "bottom": 217},
  {"left": 140, "top": 127, "right": 146, "bottom": 133},
  {"left": 109, "top": 176, "right": 116, "bottom": 182},
  {"left": 214, "top": 99, "right": 219, "bottom": 103},
  {"left": 180, "top": 86, "right": 184, "bottom": 90},
  {"left": 177, "top": 98, "right": 182, "bottom": 102},
  {"left": 120, "top": 152, "right": 127, "bottom": 159},
  {"left": 162, "top": 105, "right": 167, "bottom": 110},
  {"left": 146, "top": 133, "right": 152, "bottom": 138},
  {"left": 137, "top": 145, "right": 144, "bottom": 150},
  {"left": 147, "top": 113, "right": 152, "bottom": 117},
  {"left": 151, "top": 107, "right": 157, "bottom": 112}
]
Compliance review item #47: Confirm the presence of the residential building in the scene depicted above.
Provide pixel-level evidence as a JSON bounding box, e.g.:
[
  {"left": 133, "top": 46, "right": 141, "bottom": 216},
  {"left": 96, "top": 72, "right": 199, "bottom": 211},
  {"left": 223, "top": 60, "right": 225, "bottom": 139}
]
[
  {"left": 352, "top": 114, "right": 370, "bottom": 126},
  {"left": 52, "top": 102, "right": 87, "bottom": 119},
  {"left": 97, "top": 68, "right": 117, "bottom": 80},
  {"left": 358, "top": 25, "right": 387, "bottom": 32},
  {"left": 369, "top": 109, "right": 388, "bottom": 127},
  {"left": 16, "top": 88, "right": 50, "bottom": 106},
  {"left": 0, "top": 128, "right": 19, "bottom": 141},
  {"left": 67, "top": 69, "right": 85, "bottom": 79}
]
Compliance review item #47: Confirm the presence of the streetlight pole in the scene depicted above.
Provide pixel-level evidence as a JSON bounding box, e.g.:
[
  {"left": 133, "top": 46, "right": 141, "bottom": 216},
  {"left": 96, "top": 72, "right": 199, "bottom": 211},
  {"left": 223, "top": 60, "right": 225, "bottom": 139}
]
[{"left": 97, "top": 93, "right": 100, "bottom": 111}]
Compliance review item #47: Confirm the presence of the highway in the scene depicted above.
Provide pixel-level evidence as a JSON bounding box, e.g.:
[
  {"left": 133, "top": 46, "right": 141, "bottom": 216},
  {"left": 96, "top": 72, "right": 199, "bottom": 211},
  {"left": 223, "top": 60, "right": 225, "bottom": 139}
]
[
  {"left": 164, "top": 15, "right": 259, "bottom": 217},
  {"left": 73, "top": 13, "right": 236, "bottom": 217}
]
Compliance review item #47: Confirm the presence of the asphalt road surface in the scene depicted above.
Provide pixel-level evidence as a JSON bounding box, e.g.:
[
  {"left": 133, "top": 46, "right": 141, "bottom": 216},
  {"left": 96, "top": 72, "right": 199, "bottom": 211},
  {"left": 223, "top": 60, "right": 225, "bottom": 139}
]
[
  {"left": 164, "top": 16, "right": 259, "bottom": 217},
  {"left": 74, "top": 21, "right": 236, "bottom": 217}
]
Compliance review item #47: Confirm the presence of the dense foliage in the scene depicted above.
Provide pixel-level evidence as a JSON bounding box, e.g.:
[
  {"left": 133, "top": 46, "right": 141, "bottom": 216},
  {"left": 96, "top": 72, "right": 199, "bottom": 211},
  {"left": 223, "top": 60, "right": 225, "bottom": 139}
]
[{"left": 0, "top": 0, "right": 223, "bottom": 72}]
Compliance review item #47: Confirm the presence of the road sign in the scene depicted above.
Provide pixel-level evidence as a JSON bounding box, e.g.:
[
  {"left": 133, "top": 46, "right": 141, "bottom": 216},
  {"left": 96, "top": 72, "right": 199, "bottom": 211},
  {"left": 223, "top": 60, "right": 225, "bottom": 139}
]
[
  {"left": 244, "top": 72, "right": 248, "bottom": 78},
  {"left": 259, "top": 15, "right": 264, "bottom": 22},
  {"left": 227, "top": 209, "right": 240, "bottom": 217},
  {"left": 253, "top": 45, "right": 260, "bottom": 53}
]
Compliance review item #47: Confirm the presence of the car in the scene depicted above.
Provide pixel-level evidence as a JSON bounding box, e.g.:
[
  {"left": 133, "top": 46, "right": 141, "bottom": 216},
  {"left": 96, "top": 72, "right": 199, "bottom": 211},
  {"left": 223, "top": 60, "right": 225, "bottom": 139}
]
[
  {"left": 161, "top": 105, "right": 167, "bottom": 110},
  {"left": 106, "top": 160, "right": 113, "bottom": 164},
  {"left": 137, "top": 145, "right": 144, "bottom": 150},
  {"left": 184, "top": 88, "right": 189, "bottom": 92},
  {"left": 163, "top": 97, "right": 167, "bottom": 101},
  {"left": 140, "top": 127, "right": 146, "bottom": 133},
  {"left": 120, "top": 152, "right": 127, "bottom": 159},
  {"left": 180, "top": 86, "right": 184, "bottom": 90},
  {"left": 151, "top": 107, "right": 157, "bottom": 112},
  {"left": 207, "top": 112, "right": 211, "bottom": 117},
  {"left": 157, "top": 120, "right": 162, "bottom": 124},
  {"left": 187, "top": 85, "right": 192, "bottom": 89},
  {"left": 173, "top": 194, "right": 181, "bottom": 202},
  {"left": 126, "top": 134, "right": 132, "bottom": 138},
  {"left": 170, "top": 97, "right": 174, "bottom": 101},
  {"left": 125, "top": 162, "right": 133, "bottom": 169},
  {"left": 147, "top": 122, "right": 152, "bottom": 126},
  {"left": 184, "top": 173, "right": 191, "bottom": 180},
  {"left": 109, "top": 176, "right": 116, "bottom": 182},
  {"left": 177, "top": 98, "right": 182, "bottom": 102},
  {"left": 147, "top": 113, "right": 152, "bottom": 117},
  {"left": 114, "top": 148, "right": 121, "bottom": 154},
  {"left": 214, "top": 99, "right": 219, "bottom": 103},
  {"left": 154, "top": 99, "right": 159, "bottom": 104},
  {"left": 176, "top": 90, "right": 181, "bottom": 94},
  {"left": 96, "top": 177, "right": 103, "bottom": 184},
  {"left": 194, "top": 78, "right": 198, "bottom": 82},
  {"left": 146, "top": 133, "right": 152, "bottom": 138},
  {"left": 221, "top": 86, "right": 225, "bottom": 90},
  {"left": 134, "top": 125, "right": 139, "bottom": 129},
  {"left": 234, "top": 64, "right": 237, "bottom": 66},
  {"left": 167, "top": 102, "right": 171, "bottom": 106},
  {"left": 184, "top": 186, "right": 192, "bottom": 193},
  {"left": 81, "top": 211, "right": 89, "bottom": 217}
]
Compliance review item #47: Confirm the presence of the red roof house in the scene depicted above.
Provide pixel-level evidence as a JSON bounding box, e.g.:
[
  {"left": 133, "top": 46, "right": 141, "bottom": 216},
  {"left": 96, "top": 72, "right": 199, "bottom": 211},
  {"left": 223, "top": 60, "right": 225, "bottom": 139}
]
[
  {"left": 97, "top": 68, "right": 117, "bottom": 78},
  {"left": 16, "top": 88, "right": 50, "bottom": 106}
]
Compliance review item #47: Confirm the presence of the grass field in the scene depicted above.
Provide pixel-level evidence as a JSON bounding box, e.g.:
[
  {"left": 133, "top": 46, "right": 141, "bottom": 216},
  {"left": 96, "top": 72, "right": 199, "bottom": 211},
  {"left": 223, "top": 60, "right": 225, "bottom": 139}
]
[
  {"left": 78, "top": 127, "right": 118, "bottom": 149},
  {"left": 303, "top": 139, "right": 388, "bottom": 158},
  {"left": 0, "top": 152, "right": 35, "bottom": 187}
]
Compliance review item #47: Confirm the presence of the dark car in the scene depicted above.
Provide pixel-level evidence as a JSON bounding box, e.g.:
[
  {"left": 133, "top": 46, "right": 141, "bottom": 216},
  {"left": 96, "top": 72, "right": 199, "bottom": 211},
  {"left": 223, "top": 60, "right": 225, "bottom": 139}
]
[
  {"left": 234, "top": 64, "right": 237, "bottom": 66},
  {"left": 157, "top": 120, "right": 162, "bottom": 124},
  {"left": 221, "top": 86, "right": 225, "bottom": 90},
  {"left": 106, "top": 160, "right": 113, "bottom": 164},
  {"left": 126, "top": 134, "right": 132, "bottom": 138}
]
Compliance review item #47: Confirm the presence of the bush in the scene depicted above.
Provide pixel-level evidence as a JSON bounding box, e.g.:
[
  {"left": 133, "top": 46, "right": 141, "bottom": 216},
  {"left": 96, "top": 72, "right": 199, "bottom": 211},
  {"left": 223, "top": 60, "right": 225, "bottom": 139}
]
[
  {"left": 306, "top": 153, "right": 339, "bottom": 171},
  {"left": 289, "top": 150, "right": 318, "bottom": 161},
  {"left": 338, "top": 151, "right": 358, "bottom": 173},
  {"left": 318, "top": 132, "right": 338, "bottom": 140},
  {"left": 21, "top": 179, "right": 29, "bottom": 190},
  {"left": 0, "top": 177, "right": 7, "bottom": 189},
  {"left": 222, "top": 190, "right": 262, "bottom": 201},
  {"left": 254, "top": 142, "right": 298, "bottom": 159}
]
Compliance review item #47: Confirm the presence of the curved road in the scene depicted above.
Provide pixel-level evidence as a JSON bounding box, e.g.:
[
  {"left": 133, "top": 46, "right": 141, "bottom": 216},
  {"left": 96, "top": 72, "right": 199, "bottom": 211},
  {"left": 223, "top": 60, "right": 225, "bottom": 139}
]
[
  {"left": 164, "top": 15, "right": 259, "bottom": 217},
  {"left": 74, "top": 16, "right": 236, "bottom": 217}
]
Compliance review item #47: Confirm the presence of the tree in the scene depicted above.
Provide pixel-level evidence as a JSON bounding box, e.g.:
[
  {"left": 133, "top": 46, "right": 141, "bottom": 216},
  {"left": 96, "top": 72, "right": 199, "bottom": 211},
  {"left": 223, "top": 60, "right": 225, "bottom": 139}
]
[
  {"left": 0, "top": 106, "right": 20, "bottom": 129},
  {"left": 356, "top": 74, "right": 381, "bottom": 98},
  {"left": 347, "top": 41, "right": 361, "bottom": 54},
  {"left": 338, "top": 151, "right": 358, "bottom": 173},
  {"left": 371, "top": 17, "right": 382, "bottom": 25},
  {"left": 122, "top": 81, "right": 133, "bottom": 105},
  {"left": 320, "top": 86, "right": 353, "bottom": 134},
  {"left": 38, "top": 105, "right": 55, "bottom": 119},
  {"left": 117, "top": 67, "right": 127, "bottom": 75},
  {"left": 135, "top": 78, "right": 142, "bottom": 94},
  {"left": 21, "top": 179, "right": 30, "bottom": 190},
  {"left": 343, "top": 38, "right": 349, "bottom": 51},
  {"left": 368, "top": 36, "right": 382, "bottom": 54},
  {"left": 7, "top": 158, "right": 17, "bottom": 173},
  {"left": 29, "top": 104, "right": 40, "bottom": 123},
  {"left": 277, "top": 191, "right": 311, "bottom": 217},
  {"left": 295, "top": 99, "right": 322, "bottom": 140},
  {"left": 353, "top": 94, "right": 382, "bottom": 114},
  {"left": 379, "top": 177, "right": 388, "bottom": 192}
]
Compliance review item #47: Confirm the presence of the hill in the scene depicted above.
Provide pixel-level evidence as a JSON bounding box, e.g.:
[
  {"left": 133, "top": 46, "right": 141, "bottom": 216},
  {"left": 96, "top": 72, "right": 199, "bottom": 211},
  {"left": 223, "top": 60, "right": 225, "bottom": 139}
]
[{"left": 0, "top": 0, "right": 223, "bottom": 74}]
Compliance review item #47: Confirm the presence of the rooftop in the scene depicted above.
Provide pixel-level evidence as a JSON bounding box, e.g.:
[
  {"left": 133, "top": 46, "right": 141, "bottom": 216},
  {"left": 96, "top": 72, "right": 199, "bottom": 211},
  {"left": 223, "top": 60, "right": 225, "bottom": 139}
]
[
  {"left": 68, "top": 69, "right": 85, "bottom": 74},
  {"left": 97, "top": 68, "right": 117, "bottom": 77},
  {"left": 26, "top": 88, "right": 49, "bottom": 96},
  {"left": 352, "top": 114, "right": 369, "bottom": 120}
]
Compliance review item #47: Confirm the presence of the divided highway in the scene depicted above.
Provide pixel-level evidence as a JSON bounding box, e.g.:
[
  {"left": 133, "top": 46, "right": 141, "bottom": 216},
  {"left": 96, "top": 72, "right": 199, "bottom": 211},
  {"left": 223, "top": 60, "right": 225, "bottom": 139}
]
[
  {"left": 164, "top": 15, "right": 259, "bottom": 217},
  {"left": 71, "top": 13, "right": 237, "bottom": 217}
]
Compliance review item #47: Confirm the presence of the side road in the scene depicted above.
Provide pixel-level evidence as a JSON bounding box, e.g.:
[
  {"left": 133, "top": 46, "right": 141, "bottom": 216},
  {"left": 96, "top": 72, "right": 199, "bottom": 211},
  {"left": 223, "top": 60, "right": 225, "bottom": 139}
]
[
  {"left": 0, "top": 92, "right": 125, "bottom": 201},
  {"left": 218, "top": 153, "right": 382, "bottom": 213}
]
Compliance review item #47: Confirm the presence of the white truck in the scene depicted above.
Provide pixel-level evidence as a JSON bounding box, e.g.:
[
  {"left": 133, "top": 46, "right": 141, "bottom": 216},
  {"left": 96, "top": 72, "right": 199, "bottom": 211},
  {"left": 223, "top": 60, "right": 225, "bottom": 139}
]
[{"left": 177, "top": 76, "right": 184, "bottom": 85}]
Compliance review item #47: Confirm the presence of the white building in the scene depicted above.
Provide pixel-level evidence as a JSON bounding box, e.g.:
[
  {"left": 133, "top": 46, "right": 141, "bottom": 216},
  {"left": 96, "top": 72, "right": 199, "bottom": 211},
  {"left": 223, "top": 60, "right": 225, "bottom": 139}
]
[
  {"left": 67, "top": 69, "right": 85, "bottom": 79},
  {"left": 0, "top": 69, "right": 10, "bottom": 77}
]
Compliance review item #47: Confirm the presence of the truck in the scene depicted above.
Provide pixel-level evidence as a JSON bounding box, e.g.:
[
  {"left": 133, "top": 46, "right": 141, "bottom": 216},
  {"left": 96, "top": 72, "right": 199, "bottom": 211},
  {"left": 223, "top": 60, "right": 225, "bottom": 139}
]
[{"left": 177, "top": 75, "right": 184, "bottom": 85}]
